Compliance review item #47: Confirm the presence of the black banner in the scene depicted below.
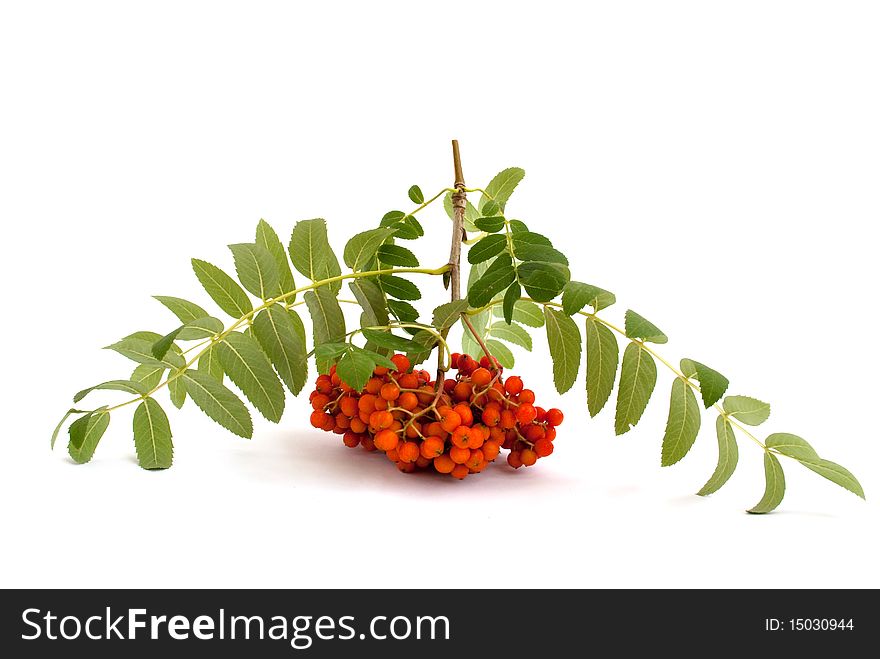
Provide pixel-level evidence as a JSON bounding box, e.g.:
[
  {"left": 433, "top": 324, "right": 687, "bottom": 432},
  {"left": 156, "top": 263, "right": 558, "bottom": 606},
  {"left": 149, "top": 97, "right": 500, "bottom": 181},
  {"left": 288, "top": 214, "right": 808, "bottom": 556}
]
[{"left": 0, "top": 589, "right": 872, "bottom": 656}]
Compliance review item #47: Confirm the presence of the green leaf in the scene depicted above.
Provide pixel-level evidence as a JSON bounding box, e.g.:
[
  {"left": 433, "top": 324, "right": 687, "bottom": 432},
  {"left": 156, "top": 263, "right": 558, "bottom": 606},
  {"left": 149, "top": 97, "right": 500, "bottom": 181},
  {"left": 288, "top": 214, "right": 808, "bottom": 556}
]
[
  {"left": 517, "top": 261, "right": 570, "bottom": 302},
  {"left": 52, "top": 409, "right": 87, "bottom": 449},
  {"left": 562, "top": 281, "right": 616, "bottom": 314},
  {"left": 197, "top": 345, "right": 224, "bottom": 383},
  {"left": 350, "top": 278, "right": 391, "bottom": 355},
  {"left": 405, "top": 330, "right": 437, "bottom": 366},
  {"left": 748, "top": 452, "right": 786, "bottom": 514},
  {"left": 680, "top": 358, "right": 729, "bottom": 408},
  {"left": 167, "top": 370, "right": 187, "bottom": 409},
  {"left": 359, "top": 348, "right": 397, "bottom": 371},
  {"left": 624, "top": 310, "right": 668, "bottom": 344},
  {"left": 432, "top": 300, "right": 469, "bottom": 331},
  {"left": 153, "top": 296, "right": 210, "bottom": 324},
  {"left": 660, "top": 378, "right": 702, "bottom": 467},
  {"left": 229, "top": 242, "right": 280, "bottom": 301},
  {"left": 151, "top": 328, "right": 183, "bottom": 360},
  {"left": 381, "top": 210, "right": 406, "bottom": 224},
  {"left": 544, "top": 307, "right": 582, "bottom": 394},
  {"left": 508, "top": 219, "right": 529, "bottom": 233},
  {"left": 480, "top": 167, "right": 525, "bottom": 212},
  {"left": 614, "top": 342, "right": 657, "bottom": 435},
  {"left": 468, "top": 234, "right": 507, "bottom": 264},
  {"left": 176, "top": 316, "right": 224, "bottom": 341},
  {"left": 765, "top": 433, "right": 819, "bottom": 461},
  {"left": 74, "top": 379, "right": 146, "bottom": 404},
  {"left": 252, "top": 304, "right": 308, "bottom": 395},
  {"left": 502, "top": 282, "right": 520, "bottom": 325},
  {"left": 314, "top": 342, "right": 349, "bottom": 362},
  {"left": 489, "top": 321, "right": 532, "bottom": 351},
  {"left": 513, "top": 243, "right": 569, "bottom": 266},
  {"left": 361, "top": 329, "right": 425, "bottom": 352},
  {"left": 797, "top": 459, "right": 865, "bottom": 500},
  {"left": 304, "top": 287, "right": 346, "bottom": 373},
  {"left": 495, "top": 299, "right": 544, "bottom": 327},
  {"left": 475, "top": 216, "right": 505, "bottom": 233},
  {"left": 105, "top": 337, "right": 185, "bottom": 370},
  {"left": 288, "top": 219, "right": 342, "bottom": 292},
  {"left": 216, "top": 331, "right": 285, "bottom": 423},
  {"left": 387, "top": 299, "right": 419, "bottom": 322},
  {"left": 336, "top": 349, "right": 376, "bottom": 391},
  {"left": 584, "top": 317, "right": 619, "bottom": 417},
  {"left": 256, "top": 219, "right": 296, "bottom": 298},
  {"left": 344, "top": 228, "right": 396, "bottom": 271},
  {"left": 510, "top": 231, "right": 553, "bottom": 250},
  {"left": 481, "top": 200, "right": 500, "bottom": 216},
  {"left": 484, "top": 339, "right": 515, "bottom": 368},
  {"left": 443, "top": 192, "right": 481, "bottom": 233},
  {"left": 393, "top": 215, "right": 424, "bottom": 240},
  {"left": 132, "top": 364, "right": 165, "bottom": 390},
  {"left": 68, "top": 411, "right": 110, "bottom": 464},
  {"left": 181, "top": 369, "right": 253, "bottom": 438},
  {"left": 133, "top": 397, "right": 173, "bottom": 469},
  {"left": 408, "top": 185, "right": 424, "bottom": 204},
  {"left": 722, "top": 396, "right": 771, "bottom": 426},
  {"left": 468, "top": 254, "right": 516, "bottom": 307},
  {"left": 377, "top": 244, "right": 419, "bottom": 267},
  {"left": 191, "top": 258, "right": 253, "bottom": 319},
  {"left": 379, "top": 275, "right": 421, "bottom": 301},
  {"left": 698, "top": 416, "right": 739, "bottom": 496}
]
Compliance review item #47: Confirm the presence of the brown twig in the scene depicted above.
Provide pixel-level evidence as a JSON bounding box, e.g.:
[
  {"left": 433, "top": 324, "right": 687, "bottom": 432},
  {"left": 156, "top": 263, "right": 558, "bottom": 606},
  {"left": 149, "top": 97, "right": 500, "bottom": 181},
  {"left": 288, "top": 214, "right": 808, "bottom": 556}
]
[{"left": 461, "top": 315, "right": 495, "bottom": 365}]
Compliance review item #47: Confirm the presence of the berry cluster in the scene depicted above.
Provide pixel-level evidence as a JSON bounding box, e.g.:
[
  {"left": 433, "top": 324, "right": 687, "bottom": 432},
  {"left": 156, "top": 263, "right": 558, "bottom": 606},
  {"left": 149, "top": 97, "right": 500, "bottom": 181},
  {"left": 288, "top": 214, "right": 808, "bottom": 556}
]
[{"left": 308, "top": 352, "right": 564, "bottom": 479}]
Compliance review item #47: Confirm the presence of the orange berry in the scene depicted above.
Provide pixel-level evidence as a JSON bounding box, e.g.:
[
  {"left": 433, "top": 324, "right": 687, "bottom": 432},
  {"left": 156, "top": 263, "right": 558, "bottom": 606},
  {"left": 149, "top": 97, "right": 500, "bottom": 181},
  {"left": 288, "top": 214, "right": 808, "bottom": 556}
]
[
  {"left": 481, "top": 406, "right": 501, "bottom": 427},
  {"left": 469, "top": 459, "right": 489, "bottom": 473},
  {"left": 546, "top": 408, "right": 564, "bottom": 426},
  {"left": 310, "top": 410, "right": 330, "bottom": 428},
  {"left": 424, "top": 421, "right": 447, "bottom": 439},
  {"left": 439, "top": 409, "right": 462, "bottom": 433},
  {"left": 416, "top": 387, "right": 434, "bottom": 405},
  {"left": 399, "top": 372, "right": 419, "bottom": 389},
  {"left": 523, "top": 423, "right": 545, "bottom": 442},
  {"left": 516, "top": 404, "right": 537, "bottom": 425},
  {"left": 467, "top": 426, "right": 486, "bottom": 449},
  {"left": 420, "top": 436, "right": 445, "bottom": 458},
  {"left": 449, "top": 445, "right": 470, "bottom": 464},
  {"left": 451, "top": 426, "right": 472, "bottom": 449},
  {"left": 404, "top": 422, "right": 421, "bottom": 439},
  {"left": 398, "top": 441, "right": 420, "bottom": 463},
  {"left": 365, "top": 377, "right": 383, "bottom": 395},
  {"left": 434, "top": 453, "right": 455, "bottom": 474},
  {"left": 386, "top": 448, "right": 400, "bottom": 462},
  {"left": 499, "top": 409, "right": 516, "bottom": 430},
  {"left": 482, "top": 439, "right": 501, "bottom": 461},
  {"left": 350, "top": 417, "right": 367, "bottom": 433},
  {"left": 373, "top": 365, "right": 389, "bottom": 376},
  {"left": 397, "top": 460, "right": 416, "bottom": 473},
  {"left": 451, "top": 464, "right": 469, "bottom": 480},
  {"left": 518, "top": 389, "right": 536, "bottom": 404},
  {"left": 416, "top": 455, "right": 431, "bottom": 468},
  {"left": 311, "top": 393, "right": 330, "bottom": 410},
  {"left": 335, "top": 413, "right": 350, "bottom": 429},
  {"left": 358, "top": 394, "right": 377, "bottom": 413},
  {"left": 374, "top": 429, "right": 399, "bottom": 452},
  {"left": 534, "top": 438, "right": 554, "bottom": 457},
  {"left": 339, "top": 396, "right": 358, "bottom": 418},
  {"left": 489, "top": 426, "right": 505, "bottom": 442},
  {"left": 373, "top": 396, "right": 389, "bottom": 411},
  {"left": 466, "top": 449, "right": 484, "bottom": 470},
  {"left": 504, "top": 376, "right": 523, "bottom": 395},
  {"left": 391, "top": 354, "right": 411, "bottom": 373},
  {"left": 520, "top": 448, "right": 538, "bottom": 466},
  {"left": 330, "top": 372, "right": 341, "bottom": 386},
  {"left": 452, "top": 381, "right": 473, "bottom": 402},
  {"left": 361, "top": 436, "right": 376, "bottom": 451},
  {"left": 380, "top": 382, "right": 400, "bottom": 401},
  {"left": 342, "top": 431, "right": 361, "bottom": 448},
  {"left": 398, "top": 392, "right": 418, "bottom": 411},
  {"left": 315, "top": 376, "right": 333, "bottom": 394},
  {"left": 471, "top": 367, "right": 492, "bottom": 388},
  {"left": 453, "top": 403, "right": 474, "bottom": 426},
  {"left": 545, "top": 426, "right": 557, "bottom": 441},
  {"left": 321, "top": 416, "right": 336, "bottom": 432},
  {"left": 507, "top": 450, "right": 523, "bottom": 469}
]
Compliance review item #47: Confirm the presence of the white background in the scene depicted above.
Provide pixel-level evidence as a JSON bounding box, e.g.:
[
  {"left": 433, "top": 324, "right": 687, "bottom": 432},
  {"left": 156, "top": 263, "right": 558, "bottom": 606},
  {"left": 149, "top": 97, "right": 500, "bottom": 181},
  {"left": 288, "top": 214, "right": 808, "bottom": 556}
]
[{"left": 1, "top": 1, "right": 877, "bottom": 589}]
